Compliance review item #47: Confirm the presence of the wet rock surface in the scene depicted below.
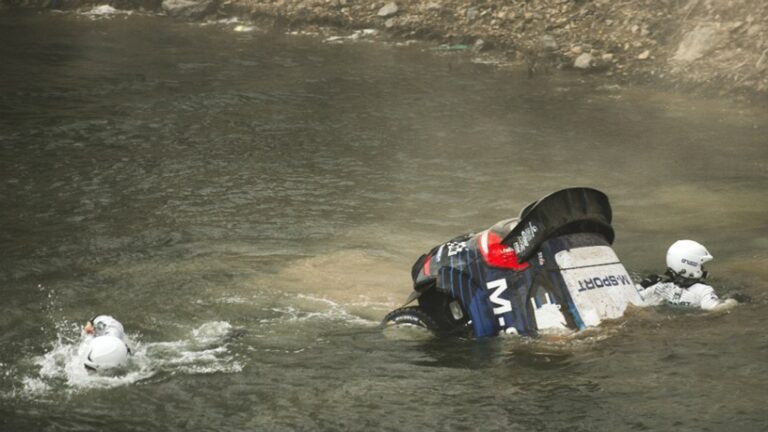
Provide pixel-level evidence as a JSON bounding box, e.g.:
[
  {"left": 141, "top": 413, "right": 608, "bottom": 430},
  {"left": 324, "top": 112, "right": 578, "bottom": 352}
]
[
  {"left": 4, "top": 0, "right": 767, "bottom": 104},
  {"left": 162, "top": 0, "right": 216, "bottom": 19}
]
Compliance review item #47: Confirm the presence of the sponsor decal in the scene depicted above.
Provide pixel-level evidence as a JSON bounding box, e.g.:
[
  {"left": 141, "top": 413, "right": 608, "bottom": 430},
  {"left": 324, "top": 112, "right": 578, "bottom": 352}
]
[
  {"left": 435, "top": 244, "right": 445, "bottom": 262},
  {"left": 512, "top": 221, "right": 539, "bottom": 255},
  {"left": 446, "top": 241, "right": 467, "bottom": 257},
  {"left": 681, "top": 258, "right": 699, "bottom": 267},
  {"left": 577, "top": 274, "right": 632, "bottom": 292},
  {"left": 486, "top": 279, "right": 512, "bottom": 327}
]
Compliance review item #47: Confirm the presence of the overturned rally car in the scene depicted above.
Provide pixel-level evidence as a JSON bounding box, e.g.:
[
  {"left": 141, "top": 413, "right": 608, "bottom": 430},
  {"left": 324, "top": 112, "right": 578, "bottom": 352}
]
[{"left": 383, "top": 187, "right": 643, "bottom": 338}]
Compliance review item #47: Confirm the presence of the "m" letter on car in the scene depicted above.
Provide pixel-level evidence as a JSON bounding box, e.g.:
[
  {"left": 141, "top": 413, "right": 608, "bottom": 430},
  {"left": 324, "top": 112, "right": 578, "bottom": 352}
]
[{"left": 487, "top": 279, "right": 512, "bottom": 326}]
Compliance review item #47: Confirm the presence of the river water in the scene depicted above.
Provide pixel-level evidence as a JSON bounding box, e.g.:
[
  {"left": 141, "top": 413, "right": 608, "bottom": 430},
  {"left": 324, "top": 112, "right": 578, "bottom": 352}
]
[{"left": 1, "top": 10, "right": 767, "bottom": 431}]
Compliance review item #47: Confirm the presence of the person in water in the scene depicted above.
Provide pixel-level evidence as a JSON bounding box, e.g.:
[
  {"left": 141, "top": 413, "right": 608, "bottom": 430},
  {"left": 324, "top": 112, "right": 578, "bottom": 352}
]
[
  {"left": 637, "top": 240, "right": 737, "bottom": 311},
  {"left": 83, "top": 315, "right": 131, "bottom": 371}
]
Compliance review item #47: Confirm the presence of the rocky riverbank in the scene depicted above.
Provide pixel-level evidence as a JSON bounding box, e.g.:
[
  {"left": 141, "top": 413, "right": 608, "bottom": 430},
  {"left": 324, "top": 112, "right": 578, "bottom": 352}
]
[{"left": 4, "top": 0, "right": 768, "bottom": 104}]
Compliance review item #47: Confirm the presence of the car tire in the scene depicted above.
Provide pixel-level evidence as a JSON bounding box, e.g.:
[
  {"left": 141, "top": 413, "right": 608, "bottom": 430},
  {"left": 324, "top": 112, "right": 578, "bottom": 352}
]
[{"left": 381, "top": 306, "right": 439, "bottom": 331}]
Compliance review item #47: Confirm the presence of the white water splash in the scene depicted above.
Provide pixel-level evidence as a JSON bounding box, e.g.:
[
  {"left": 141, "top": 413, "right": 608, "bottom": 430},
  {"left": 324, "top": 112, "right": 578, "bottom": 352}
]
[
  {"left": 381, "top": 323, "right": 434, "bottom": 341},
  {"left": 199, "top": 17, "right": 258, "bottom": 33},
  {"left": 260, "top": 294, "right": 377, "bottom": 327},
  {"left": 80, "top": 5, "right": 133, "bottom": 19},
  {"left": 233, "top": 25, "right": 255, "bottom": 33},
  {"left": 18, "top": 321, "right": 242, "bottom": 398},
  {"left": 323, "top": 29, "right": 379, "bottom": 44},
  {"left": 201, "top": 17, "right": 242, "bottom": 26}
]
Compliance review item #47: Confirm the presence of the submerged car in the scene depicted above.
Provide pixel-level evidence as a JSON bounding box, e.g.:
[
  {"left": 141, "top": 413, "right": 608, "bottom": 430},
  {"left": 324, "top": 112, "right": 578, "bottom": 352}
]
[{"left": 383, "top": 187, "right": 643, "bottom": 338}]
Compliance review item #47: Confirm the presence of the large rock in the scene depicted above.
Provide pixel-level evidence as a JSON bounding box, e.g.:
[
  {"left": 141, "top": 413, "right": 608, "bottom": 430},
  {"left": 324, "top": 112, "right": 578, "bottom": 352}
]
[
  {"left": 465, "top": 6, "right": 478, "bottom": 21},
  {"left": 540, "top": 34, "right": 558, "bottom": 51},
  {"left": 673, "top": 24, "right": 719, "bottom": 63},
  {"left": 377, "top": 2, "right": 398, "bottom": 18},
  {"left": 573, "top": 53, "right": 594, "bottom": 69},
  {"left": 162, "top": 0, "right": 216, "bottom": 20}
]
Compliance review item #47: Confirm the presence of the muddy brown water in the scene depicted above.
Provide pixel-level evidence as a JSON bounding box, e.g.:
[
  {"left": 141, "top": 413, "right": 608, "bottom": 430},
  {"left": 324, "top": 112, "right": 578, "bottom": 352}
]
[{"left": 1, "top": 11, "right": 766, "bottom": 431}]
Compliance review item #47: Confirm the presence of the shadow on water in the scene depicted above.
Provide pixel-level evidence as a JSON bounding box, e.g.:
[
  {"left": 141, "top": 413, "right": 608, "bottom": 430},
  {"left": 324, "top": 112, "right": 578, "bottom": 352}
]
[{"left": 400, "top": 336, "right": 575, "bottom": 371}]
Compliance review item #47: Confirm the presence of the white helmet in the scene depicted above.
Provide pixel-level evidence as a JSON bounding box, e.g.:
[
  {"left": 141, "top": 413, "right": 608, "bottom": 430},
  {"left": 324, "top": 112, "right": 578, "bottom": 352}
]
[
  {"left": 84, "top": 335, "right": 129, "bottom": 370},
  {"left": 666, "top": 240, "right": 713, "bottom": 279},
  {"left": 86, "top": 315, "right": 125, "bottom": 339}
]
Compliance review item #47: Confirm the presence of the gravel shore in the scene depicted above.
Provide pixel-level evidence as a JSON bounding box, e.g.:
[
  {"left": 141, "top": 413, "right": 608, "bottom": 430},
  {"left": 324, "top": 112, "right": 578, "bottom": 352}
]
[{"left": 5, "top": 0, "right": 768, "bottom": 104}]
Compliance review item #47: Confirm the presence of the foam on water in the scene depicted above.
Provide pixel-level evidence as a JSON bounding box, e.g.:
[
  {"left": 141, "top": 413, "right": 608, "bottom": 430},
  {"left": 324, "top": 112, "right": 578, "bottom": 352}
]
[
  {"left": 199, "top": 17, "right": 260, "bottom": 34},
  {"left": 381, "top": 323, "right": 435, "bottom": 341},
  {"left": 80, "top": 5, "right": 134, "bottom": 19},
  {"left": 15, "top": 320, "right": 242, "bottom": 399},
  {"left": 323, "top": 29, "right": 379, "bottom": 44},
  {"left": 233, "top": 25, "right": 255, "bottom": 33},
  {"left": 259, "top": 294, "right": 378, "bottom": 327}
]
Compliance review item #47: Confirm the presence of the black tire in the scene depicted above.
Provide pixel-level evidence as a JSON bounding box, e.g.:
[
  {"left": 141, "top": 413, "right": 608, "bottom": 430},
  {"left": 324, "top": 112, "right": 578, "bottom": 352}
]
[
  {"left": 381, "top": 306, "right": 440, "bottom": 331},
  {"left": 417, "top": 289, "right": 469, "bottom": 331}
]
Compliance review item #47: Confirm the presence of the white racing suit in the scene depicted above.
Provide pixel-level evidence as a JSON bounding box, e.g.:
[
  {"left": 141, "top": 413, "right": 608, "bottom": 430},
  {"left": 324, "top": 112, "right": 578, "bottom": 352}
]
[{"left": 636, "top": 281, "right": 736, "bottom": 311}]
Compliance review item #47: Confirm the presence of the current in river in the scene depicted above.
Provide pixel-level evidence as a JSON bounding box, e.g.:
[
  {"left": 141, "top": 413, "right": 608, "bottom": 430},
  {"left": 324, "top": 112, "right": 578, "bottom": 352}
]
[{"left": 1, "top": 10, "right": 767, "bottom": 431}]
